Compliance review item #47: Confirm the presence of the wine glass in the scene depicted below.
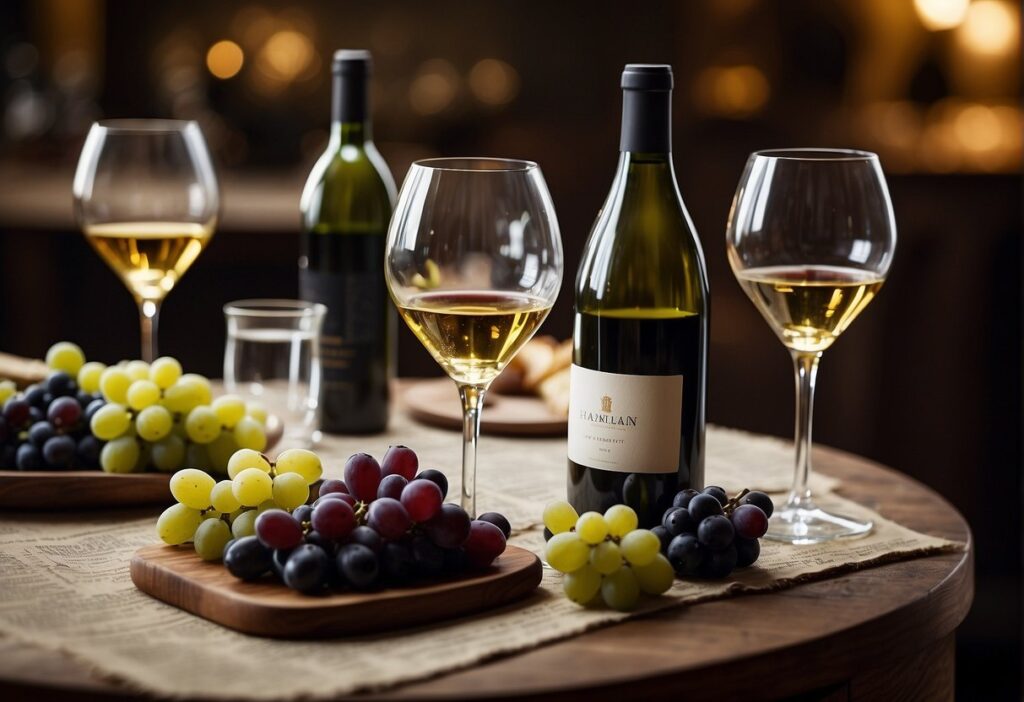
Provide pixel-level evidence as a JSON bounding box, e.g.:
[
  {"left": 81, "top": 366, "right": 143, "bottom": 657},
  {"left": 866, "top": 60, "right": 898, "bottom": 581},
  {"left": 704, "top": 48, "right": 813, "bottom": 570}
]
[
  {"left": 73, "top": 120, "right": 219, "bottom": 361},
  {"left": 726, "top": 149, "right": 896, "bottom": 544},
  {"left": 386, "top": 158, "right": 563, "bottom": 516}
]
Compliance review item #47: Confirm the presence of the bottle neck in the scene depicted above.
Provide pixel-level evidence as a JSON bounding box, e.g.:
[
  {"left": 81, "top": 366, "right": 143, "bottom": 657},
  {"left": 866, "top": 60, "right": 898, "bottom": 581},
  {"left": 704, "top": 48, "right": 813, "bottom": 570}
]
[
  {"left": 331, "top": 71, "right": 371, "bottom": 146},
  {"left": 619, "top": 89, "right": 671, "bottom": 154}
]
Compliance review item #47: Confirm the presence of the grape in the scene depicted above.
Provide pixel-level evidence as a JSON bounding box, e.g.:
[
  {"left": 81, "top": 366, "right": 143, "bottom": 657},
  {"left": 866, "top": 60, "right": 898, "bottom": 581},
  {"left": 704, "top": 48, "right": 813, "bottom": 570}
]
[
  {"left": 46, "top": 396, "right": 81, "bottom": 430},
  {"left": 411, "top": 536, "right": 445, "bottom": 576},
  {"left": 400, "top": 479, "right": 443, "bottom": 522},
  {"left": 651, "top": 526, "right": 672, "bottom": 553},
  {"left": 16, "top": 444, "right": 44, "bottom": 470},
  {"left": 47, "top": 372, "right": 76, "bottom": 398},
  {"left": 381, "top": 445, "right": 418, "bottom": 480},
  {"left": 226, "top": 448, "right": 271, "bottom": 479},
  {"left": 211, "top": 480, "right": 241, "bottom": 513},
  {"left": 315, "top": 492, "right": 357, "bottom": 509},
  {"left": 271, "top": 548, "right": 294, "bottom": 578},
  {"left": 151, "top": 435, "right": 186, "bottom": 472},
  {"left": 133, "top": 442, "right": 152, "bottom": 472},
  {"left": 367, "top": 497, "right": 411, "bottom": 540},
  {"left": 687, "top": 493, "right": 723, "bottom": 522},
  {"left": 3, "top": 398, "right": 31, "bottom": 428},
  {"left": 702, "top": 485, "right": 728, "bottom": 506},
  {"left": 343, "top": 453, "right": 381, "bottom": 501},
  {"left": 672, "top": 488, "right": 699, "bottom": 510},
  {"left": 156, "top": 503, "right": 202, "bottom": 545},
  {"left": 201, "top": 509, "right": 223, "bottom": 522},
  {"left": 464, "top": 520, "right": 506, "bottom": 568},
  {"left": 194, "top": 518, "right": 232, "bottom": 561},
  {"left": 46, "top": 342, "right": 85, "bottom": 375},
  {"left": 740, "top": 491, "right": 775, "bottom": 519},
  {"left": 162, "top": 378, "right": 207, "bottom": 413},
  {"left": 563, "top": 564, "right": 601, "bottom": 605},
  {"left": 443, "top": 547, "right": 467, "bottom": 574},
  {"left": 205, "top": 433, "right": 237, "bottom": 474},
  {"left": 42, "top": 435, "right": 76, "bottom": 468},
  {"left": 233, "top": 416, "right": 266, "bottom": 451},
  {"left": 346, "top": 525, "right": 383, "bottom": 553},
  {"left": 604, "top": 504, "right": 638, "bottom": 537},
  {"left": 90, "top": 403, "right": 130, "bottom": 440},
  {"left": 170, "top": 468, "right": 216, "bottom": 510},
  {"left": 667, "top": 534, "right": 703, "bottom": 576},
  {"left": 414, "top": 469, "right": 449, "bottom": 499},
  {"left": 542, "top": 500, "right": 578, "bottom": 535},
  {"left": 319, "top": 478, "right": 349, "bottom": 497},
  {"left": 124, "top": 360, "right": 150, "bottom": 382},
  {"left": 100, "top": 436, "right": 140, "bottom": 473},
  {"left": 601, "top": 566, "right": 640, "bottom": 611},
  {"left": 276, "top": 448, "right": 323, "bottom": 485},
  {"left": 232, "top": 467, "right": 274, "bottom": 506},
  {"left": 736, "top": 537, "right": 761, "bottom": 568},
  {"left": 272, "top": 472, "right": 310, "bottom": 511},
  {"left": 380, "top": 542, "right": 415, "bottom": 580},
  {"left": 99, "top": 368, "right": 131, "bottom": 404},
  {"left": 255, "top": 509, "right": 304, "bottom": 550},
  {"left": 149, "top": 356, "right": 182, "bottom": 389},
  {"left": 25, "top": 386, "right": 46, "bottom": 409},
  {"left": 83, "top": 397, "right": 105, "bottom": 423},
  {"left": 544, "top": 532, "right": 589, "bottom": 573},
  {"left": 731, "top": 504, "right": 769, "bottom": 540},
  {"left": 620, "top": 529, "right": 661, "bottom": 567},
  {"left": 282, "top": 544, "right": 330, "bottom": 593},
  {"left": 135, "top": 405, "right": 172, "bottom": 442},
  {"left": 0, "top": 379, "right": 16, "bottom": 406},
  {"left": 180, "top": 374, "right": 213, "bottom": 399},
  {"left": 28, "top": 421, "right": 56, "bottom": 448},
  {"left": 663, "top": 507, "right": 696, "bottom": 537},
  {"left": 311, "top": 498, "right": 356, "bottom": 540},
  {"left": 231, "top": 509, "right": 258, "bottom": 538},
  {"left": 126, "top": 380, "right": 161, "bottom": 410},
  {"left": 422, "top": 503, "right": 471, "bottom": 548},
  {"left": 377, "top": 474, "right": 408, "bottom": 501},
  {"left": 477, "top": 512, "right": 511, "bottom": 539},
  {"left": 28, "top": 406, "right": 43, "bottom": 424},
  {"left": 293, "top": 504, "right": 313, "bottom": 524},
  {"left": 76, "top": 435, "right": 102, "bottom": 468},
  {"left": 633, "top": 553, "right": 675, "bottom": 595},
  {"left": 245, "top": 401, "right": 268, "bottom": 424},
  {"left": 224, "top": 536, "right": 272, "bottom": 580},
  {"left": 697, "top": 514, "right": 735, "bottom": 551},
  {"left": 575, "top": 511, "right": 608, "bottom": 545},
  {"left": 186, "top": 442, "right": 211, "bottom": 471},
  {"left": 589, "top": 540, "right": 623, "bottom": 575},
  {"left": 337, "top": 544, "right": 379, "bottom": 589},
  {"left": 75, "top": 362, "right": 105, "bottom": 394},
  {"left": 701, "top": 545, "right": 738, "bottom": 579},
  {"left": 185, "top": 406, "right": 222, "bottom": 444}
]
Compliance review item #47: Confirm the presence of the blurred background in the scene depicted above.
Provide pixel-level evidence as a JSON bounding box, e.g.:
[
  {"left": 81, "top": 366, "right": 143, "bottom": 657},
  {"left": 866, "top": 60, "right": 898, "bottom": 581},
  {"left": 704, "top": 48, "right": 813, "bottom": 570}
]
[{"left": 0, "top": 0, "right": 1019, "bottom": 696}]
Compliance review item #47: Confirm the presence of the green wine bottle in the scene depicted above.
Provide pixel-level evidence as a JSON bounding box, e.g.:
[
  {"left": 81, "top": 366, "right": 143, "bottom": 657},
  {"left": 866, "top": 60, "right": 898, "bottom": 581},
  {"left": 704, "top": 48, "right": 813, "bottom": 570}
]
[
  {"left": 300, "top": 50, "right": 397, "bottom": 434},
  {"left": 567, "top": 64, "right": 709, "bottom": 527}
]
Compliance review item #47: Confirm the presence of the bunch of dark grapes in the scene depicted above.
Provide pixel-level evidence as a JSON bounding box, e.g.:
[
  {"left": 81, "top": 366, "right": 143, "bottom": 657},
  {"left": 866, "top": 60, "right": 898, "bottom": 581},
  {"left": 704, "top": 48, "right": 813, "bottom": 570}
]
[
  {"left": 652, "top": 486, "right": 773, "bottom": 579},
  {"left": 223, "top": 446, "right": 511, "bottom": 594}
]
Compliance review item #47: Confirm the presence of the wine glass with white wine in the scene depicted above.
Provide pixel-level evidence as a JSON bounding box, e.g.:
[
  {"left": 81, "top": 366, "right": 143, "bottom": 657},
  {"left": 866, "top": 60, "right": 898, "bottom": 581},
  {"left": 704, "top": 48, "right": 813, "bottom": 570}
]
[
  {"left": 726, "top": 148, "right": 896, "bottom": 544},
  {"left": 386, "top": 158, "right": 563, "bottom": 516},
  {"left": 73, "top": 120, "right": 219, "bottom": 361}
]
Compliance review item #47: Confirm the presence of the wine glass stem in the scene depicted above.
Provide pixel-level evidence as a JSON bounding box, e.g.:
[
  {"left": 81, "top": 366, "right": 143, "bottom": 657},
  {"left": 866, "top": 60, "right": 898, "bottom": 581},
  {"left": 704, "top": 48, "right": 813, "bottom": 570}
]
[
  {"left": 138, "top": 299, "right": 161, "bottom": 363},
  {"left": 789, "top": 351, "right": 821, "bottom": 509},
  {"left": 458, "top": 383, "right": 486, "bottom": 517}
]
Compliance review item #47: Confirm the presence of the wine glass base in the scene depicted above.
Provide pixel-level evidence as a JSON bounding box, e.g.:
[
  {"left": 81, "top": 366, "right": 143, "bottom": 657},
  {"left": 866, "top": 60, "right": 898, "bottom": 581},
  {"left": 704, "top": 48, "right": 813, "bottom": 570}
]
[{"left": 765, "top": 505, "right": 873, "bottom": 545}]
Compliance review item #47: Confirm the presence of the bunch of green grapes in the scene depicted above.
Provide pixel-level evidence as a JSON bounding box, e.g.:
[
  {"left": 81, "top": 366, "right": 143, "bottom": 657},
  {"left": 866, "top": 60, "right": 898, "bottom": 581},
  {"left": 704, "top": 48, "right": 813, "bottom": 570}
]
[
  {"left": 543, "top": 501, "right": 674, "bottom": 611},
  {"left": 156, "top": 447, "right": 322, "bottom": 560}
]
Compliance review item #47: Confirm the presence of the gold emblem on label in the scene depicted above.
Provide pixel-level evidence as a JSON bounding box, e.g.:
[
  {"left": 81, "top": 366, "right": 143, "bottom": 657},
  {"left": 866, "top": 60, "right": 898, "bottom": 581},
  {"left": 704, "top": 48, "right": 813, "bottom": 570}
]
[{"left": 601, "top": 395, "right": 612, "bottom": 413}]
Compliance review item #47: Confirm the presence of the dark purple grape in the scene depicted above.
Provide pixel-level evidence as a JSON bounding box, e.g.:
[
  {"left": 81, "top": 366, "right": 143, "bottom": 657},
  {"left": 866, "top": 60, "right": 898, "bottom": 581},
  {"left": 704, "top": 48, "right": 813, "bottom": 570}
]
[
  {"left": 740, "top": 491, "right": 775, "bottom": 519},
  {"left": 735, "top": 537, "right": 761, "bottom": 568},
  {"left": 282, "top": 544, "right": 330, "bottom": 593},
  {"left": 340, "top": 526, "right": 379, "bottom": 554},
  {"left": 75, "top": 391, "right": 93, "bottom": 408},
  {"left": 84, "top": 398, "right": 106, "bottom": 424},
  {"left": 318, "top": 478, "right": 348, "bottom": 497},
  {"left": 337, "top": 544, "right": 379, "bottom": 589},
  {"left": 423, "top": 503, "right": 471, "bottom": 548},
  {"left": 3, "top": 398, "right": 31, "bottom": 429},
  {"left": 700, "top": 544, "right": 738, "bottom": 579},
  {"left": 271, "top": 548, "right": 293, "bottom": 578},
  {"left": 543, "top": 527, "right": 554, "bottom": 542},
  {"left": 411, "top": 536, "right": 445, "bottom": 577},
  {"left": 377, "top": 474, "right": 408, "bottom": 501},
  {"left": 47, "top": 396, "right": 82, "bottom": 430},
  {"left": 292, "top": 504, "right": 313, "bottom": 524},
  {"left": 27, "top": 407, "right": 43, "bottom": 424},
  {"left": 400, "top": 479, "right": 443, "bottom": 523},
  {"left": 413, "top": 469, "right": 448, "bottom": 500},
  {"left": 477, "top": 511, "right": 511, "bottom": 539},
  {"left": 698, "top": 515, "right": 735, "bottom": 551},
  {"left": 731, "top": 504, "right": 769, "bottom": 540},
  {"left": 367, "top": 497, "right": 411, "bottom": 540},
  {"left": 16, "top": 443, "right": 44, "bottom": 470},
  {"left": 702, "top": 485, "right": 728, "bottom": 506},
  {"left": 313, "top": 492, "right": 357, "bottom": 509},
  {"left": 28, "top": 421, "right": 56, "bottom": 448},
  {"left": 464, "top": 520, "right": 506, "bottom": 568},
  {"left": 688, "top": 493, "right": 723, "bottom": 522},
  {"left": 43, "top": 435, "right": 76, "bottom": 468},
  {"left": 667, "top": 534, "right": 703, "bottom": 576},
  {"left": 24, "top": 386, "right": 46, "bottom": 410},
  {"left": 381, "top": 445, "right": 418, "bottom": 481},
  {"left": 380, "top": 541, "right": 415, "bottom": 580},
  {"left": 442, "top": 547, "right": 467, "bottom": 573},
  {"left": 651, "top": 525, "right": 672, "bottom": 552},
  {"left": 255, "top": 509, "right": 304, "bottom": 550},
  {"left": 224, "top": 536, "right": 273, "bottom": 580},
  {"left": 311, "top": 498, "right": 356, "bottom": 540},
  {"left": 46, "top": 372, "right": 75, "bottom": 398},
  {"left": 304, "top": 530, "right": 337, "bottom": 554},
  {"left": 76, "top": 435, "right": 102, "bottom": 468},
  {"left": 343, "top": 453, "right": 382, "bottom": 502},
  {"left": 663, "top": 507, "right": 697, "bottom": 536},
  {"left": 672, "top": 488, "right": 699, "bottom": 510}
]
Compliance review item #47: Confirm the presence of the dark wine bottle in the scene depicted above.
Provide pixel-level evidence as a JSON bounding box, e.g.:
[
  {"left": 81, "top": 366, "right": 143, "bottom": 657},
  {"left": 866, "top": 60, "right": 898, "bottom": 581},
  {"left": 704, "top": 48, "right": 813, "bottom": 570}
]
[
  {"left": 567, "top": 64, "right": 709, "bottom": 527},
  {"left": 300, "top": 50, "right": 396, "bottom": 434}
]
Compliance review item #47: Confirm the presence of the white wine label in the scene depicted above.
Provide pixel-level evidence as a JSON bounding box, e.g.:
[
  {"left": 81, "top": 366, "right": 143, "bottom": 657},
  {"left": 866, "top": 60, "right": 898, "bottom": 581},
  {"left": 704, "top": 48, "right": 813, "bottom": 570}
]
[{"left": 567, "top": 364, "right": 683, "bottom": 474}]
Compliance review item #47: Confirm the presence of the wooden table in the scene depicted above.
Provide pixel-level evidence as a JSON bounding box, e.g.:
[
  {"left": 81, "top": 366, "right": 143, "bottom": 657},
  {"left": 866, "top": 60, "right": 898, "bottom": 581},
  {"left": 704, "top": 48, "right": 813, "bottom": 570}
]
[{"left": 0, "top": 443, "right": 972, "bottom": 702}]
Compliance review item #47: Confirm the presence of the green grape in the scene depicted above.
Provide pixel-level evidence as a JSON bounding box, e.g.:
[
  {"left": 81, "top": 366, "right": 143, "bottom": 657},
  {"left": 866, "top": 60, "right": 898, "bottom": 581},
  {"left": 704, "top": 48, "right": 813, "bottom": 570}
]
[
  {"left": 124, "top": 360, "right": 150, "bottom": 381},
  {"left": 211, "top": 395, "right": 246, "bottom": 428},
  {"left": 205, "top": 432, "right": 238, "bottom": 475},
  {"left": 170, "top": 468, "right": 216, "bottom": 510},
  {"left": 211, "top": 480, "right": 241, "bottom": 513},
  {"left": 193, "top": 518, "right": 232, "bottom": 561},
  {"left": 245, "top": 402, "right": 268, "bottom": 424},
  {"left": 272, "top": 472, "right": 309, "bottom": 510},
  {"left": 163, "top": 379, "right": 206, "bottom": 414},
  {"left": 575, "top": 511, "right": 609, "bottom": 545},
  {"left": 601, "top": 566, "right": 640, "bottom": 611},
  {"left": 230, "top": 509, "right": 258, "bottom": 538},
  {"left": 544, "top": 532, "right": 590, "bottom": 573},
  {"left": 136, "top": 405, "right": 173, "bottom": 441},
  {"left": 619, "top": 529, "right": 661, "bottom": 567},
  {"left": 604, "top": 504, "right": 638, "bottom": 538},
  {"left": 133, "top": 442, "right": 152, "bottom": 472},
  {"left": 185, "top": 406, "right": 222, "bottom": 444},
  {"left": 100, "top": 436, "right": 141, "bottom": 473},
  {"left": 91, "top": 403, "right": 131, "bottom": 440},
  {"left": 126, "top": 379, "right": 161, "bottom": 410},
  {"left": 77, "top": 361, "right": 107, "bottom": 393},
  {"left": 233, "top": 417, "right": 267, "bottom": 451},
  {"left": 543, "top": 500, "right": 579, "bottom": 535},
  {"left": 46, "top": 341, "right": 85, "bottom": 375},
  {"left": 589, "top": 540, "right": 624, "bottom": 575},
  {"left": 0, "top": 380, "right": 14, "bottom": 405},
  {"left": 185, "top": 442, "right": 212, "bottom": 471},
  {"left": 201, "top": 510, "right": 223, "bottom": 521},
  {"left": 226, "top": 448, "right": 272, "bottom": 479},
  {"left": 99, "top": 368, "right": 132, "bottom": 404},
  {"left": 151, "top": 435, "right": 186, "bottom": 472},
  {"left": 149, "top": 356, "right": 182, "bottom": 389},
  {"left": 179, "top": 374, "right": 213, "bottom": 404},
  {"left": 633, "top": 554, "right": 675, "bottom": 595},
  {"left": 274, "top": 448, "right": 322, "bottom": 485},
  {"left": 232, "top": 467, "right": 273, "bottom": 506},
  {"left": 256, "top": 499, "right": 278, "bottom": 514},
  {"left": 227, "top": 508, "right": 244, "bottom": 523},
  {"left": 156, "top": 503, "right": 202, "bottom": 545},
  {"left": 562, "top": 564, "right": 602, "bottom": 605}
]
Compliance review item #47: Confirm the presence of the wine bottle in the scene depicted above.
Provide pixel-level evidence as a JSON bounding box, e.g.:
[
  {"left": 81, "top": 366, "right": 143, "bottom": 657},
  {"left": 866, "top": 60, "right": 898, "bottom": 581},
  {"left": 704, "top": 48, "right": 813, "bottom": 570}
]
[
  {"left": 300, "top": 50, "right": 397, "bottom": 434},
  {"left": 567, "top": 64, "right": 709, "bottom": 528}
]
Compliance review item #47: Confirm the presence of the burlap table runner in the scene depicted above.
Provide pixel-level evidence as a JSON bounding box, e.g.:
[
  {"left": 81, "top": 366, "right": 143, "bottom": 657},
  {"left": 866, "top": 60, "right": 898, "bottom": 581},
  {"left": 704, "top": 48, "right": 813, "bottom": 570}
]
[{"left": 0, "top": 420, "right": 960, "bottom": 699}]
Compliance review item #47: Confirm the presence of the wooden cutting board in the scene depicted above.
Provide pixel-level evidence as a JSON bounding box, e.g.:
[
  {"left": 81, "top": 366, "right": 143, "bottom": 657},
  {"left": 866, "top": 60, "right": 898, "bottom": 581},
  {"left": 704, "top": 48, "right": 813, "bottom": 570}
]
[{"left": 131, "top": 543, "right": 543, "bottom": 638}]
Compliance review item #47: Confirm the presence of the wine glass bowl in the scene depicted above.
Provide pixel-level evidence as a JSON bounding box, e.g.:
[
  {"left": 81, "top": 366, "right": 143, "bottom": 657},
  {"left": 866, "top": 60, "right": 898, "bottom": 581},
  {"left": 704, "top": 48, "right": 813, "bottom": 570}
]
[{"left": 726, "top": 148, "right": 896, "bottom": 544}]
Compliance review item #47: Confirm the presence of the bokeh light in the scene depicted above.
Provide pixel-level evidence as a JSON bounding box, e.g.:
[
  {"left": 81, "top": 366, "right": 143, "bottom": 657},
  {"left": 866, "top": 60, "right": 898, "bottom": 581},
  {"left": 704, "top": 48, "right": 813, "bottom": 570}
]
[
  {"left": 468, "top": 59, "right": 520, "bottom": 106},
  {"left": 206, "top": 40, "right": 244, "bottom": 80},
  {"left": 913, "top": 0, "right": 970, "bottom": 30},
  {"left": 957, "top": 0, "right": 1019, "bottom": 55},
  {"left": 409, "top": 59, "right": 459, "bottom": 115},
  {"left": 694, "top": 65, "right": 770, "bottom": 118},
  {"left": 257, "top": 30, "right": 315, "bottom": 82}
]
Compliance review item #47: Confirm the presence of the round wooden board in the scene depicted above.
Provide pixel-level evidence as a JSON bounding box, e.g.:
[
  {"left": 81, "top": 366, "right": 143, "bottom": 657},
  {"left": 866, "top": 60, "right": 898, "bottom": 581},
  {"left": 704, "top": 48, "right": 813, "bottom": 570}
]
[
  {"left": 403, "top": 378, "right": 567, "bottom": 436},
  {"left": 130, "top": 543, "right": 543, "bottom": 638}
]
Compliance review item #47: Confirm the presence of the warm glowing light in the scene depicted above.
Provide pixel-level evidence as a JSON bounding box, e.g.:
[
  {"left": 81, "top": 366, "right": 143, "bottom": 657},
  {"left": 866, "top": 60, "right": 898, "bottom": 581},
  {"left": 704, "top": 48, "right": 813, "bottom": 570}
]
[
  {"left": 409, "top": 59, "right": 458, "bottom": 115},
  {"left": 954, "top": 104, "right": 1003, "bottom": 151},
  {"left": 468, "top": 59, "right": 520, "bottom": 106},
  {"left": 913, "top": 0, "right": 969, "bottom": 30},
  {"left": 206, "top": 40, "right": 244, "bottom": 80},
  {"left": 694, "top": 65, "right": 770, "bottom": 118},
  {"left": 958, "top": 0, "right": 1019, "bottom": 55},
  {"left": 258, "top": 30, "right": 315, "bottom": 81}
]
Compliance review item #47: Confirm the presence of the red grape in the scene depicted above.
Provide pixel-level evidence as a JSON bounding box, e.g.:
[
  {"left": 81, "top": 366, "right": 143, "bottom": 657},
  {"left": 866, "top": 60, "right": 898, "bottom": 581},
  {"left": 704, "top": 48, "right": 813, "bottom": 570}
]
[
  {"left": 377, "top": 474, "right": 408, "bottom": 501},
  {"left": 315, "top": 492, "right": 357, "bottom": 509},
  {"left": 3, "top": 398, "right": 30, "bottom": 429},
  {"left": 400, "top": 479, "right": 443, "bottom": 523},
  {"left": 318, "top": 478, "right": 349, "bottom": 497},
  {"left": 731, "top": 504, "right": 769, "bottom": 539},
  {"left": 343, "top": 453, "right": 382, "bottom": 502},
  {"left": 463, "top": 520, "right": 506, "bottom": 568},
  {"left": 255, "top": 510, "right": 304, "bottom": 550},
  {"left": 413, "top": 469, "right": 448, "bottom": 499},
  {"left": 366, "top": 497, "right": 411, "bottom": 540},
  {"left": 381, "top": 445, "right": 419, "bottom": 481},
  {"left": 423, "top": 503, "right": 471, "bottom": 549},
  {"left": 311, "top": 498, "right": 356, "bottom": 540},
  {"left": 47, "top": 396, "right": 82, "bottom": 429}
]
